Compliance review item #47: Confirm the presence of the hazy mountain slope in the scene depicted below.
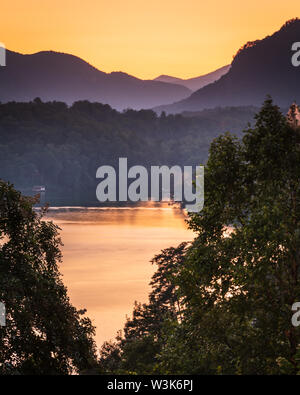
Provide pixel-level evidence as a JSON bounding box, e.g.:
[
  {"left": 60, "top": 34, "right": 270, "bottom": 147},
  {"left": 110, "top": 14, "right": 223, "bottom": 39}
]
[
  {"left": 0, "top": 50, "right": 191, "bottom": 110},
  {"left": 155, "top": 19, "right": 300, "bottom": 114},
  {"left": 154, "top": 65, "right": 230, "bottom": 91}
]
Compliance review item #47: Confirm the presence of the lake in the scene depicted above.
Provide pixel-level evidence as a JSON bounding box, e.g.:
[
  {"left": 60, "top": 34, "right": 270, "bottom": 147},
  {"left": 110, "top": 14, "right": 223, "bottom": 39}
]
[{"left": 45, "top": 205, "right": 194, "bottom": 348}]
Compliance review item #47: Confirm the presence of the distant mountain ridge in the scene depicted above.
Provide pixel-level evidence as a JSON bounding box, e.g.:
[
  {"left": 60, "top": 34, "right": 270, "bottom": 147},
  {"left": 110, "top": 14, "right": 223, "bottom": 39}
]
[
  {"left": 0, "top": 50, "right": 191, "bottom": 110},
  {"left": 154, "top": 65, "right": 230, "bottom": 91},
  {"left": 155, "top": 18, "right": 300, "bottom": 114}
]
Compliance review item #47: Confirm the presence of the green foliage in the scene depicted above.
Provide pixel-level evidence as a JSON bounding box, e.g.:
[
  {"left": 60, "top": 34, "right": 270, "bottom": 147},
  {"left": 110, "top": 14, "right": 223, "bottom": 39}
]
[
  {"left": 99, "top": 98, "right": 300, "bottom": 375},
  {"left": 178, "top": 98, "right": 300, "bottom": 374},
  {"left": 0, "top": 181, "right": 97, "bottom": 374}
]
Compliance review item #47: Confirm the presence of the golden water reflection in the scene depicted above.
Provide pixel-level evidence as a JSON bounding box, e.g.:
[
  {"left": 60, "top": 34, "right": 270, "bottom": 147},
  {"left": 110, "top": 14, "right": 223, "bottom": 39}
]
[{"left": 45, "top": 207, "right": 194, "bottom": 349}]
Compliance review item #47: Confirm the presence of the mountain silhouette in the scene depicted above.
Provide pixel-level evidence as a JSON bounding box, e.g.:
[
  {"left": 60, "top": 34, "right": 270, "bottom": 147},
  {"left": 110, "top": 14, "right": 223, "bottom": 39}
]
[
  {"left": 153, "top": 65, "right": 230, "bottom": 91},
  {"left": 0, "top": 50, "right": 191, "bottom": 110},
  {"left": 155, "top": 18, "right": 300, "bottom": 114}
]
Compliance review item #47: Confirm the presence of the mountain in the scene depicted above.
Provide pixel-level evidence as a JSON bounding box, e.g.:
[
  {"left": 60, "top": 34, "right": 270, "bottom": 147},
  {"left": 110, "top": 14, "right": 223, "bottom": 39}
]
[
  {"left": 0, "top": 50, "right": 191, "bottom": 110},
  {"left": 155, "top": 18, "right": 300, "bottom": 114},
  {"left": 154, "top": 65, "right": 230, "bottom": 91}
]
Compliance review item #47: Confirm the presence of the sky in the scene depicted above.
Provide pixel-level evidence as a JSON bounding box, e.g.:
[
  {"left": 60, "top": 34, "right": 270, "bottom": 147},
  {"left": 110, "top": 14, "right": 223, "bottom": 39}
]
[{"left": 1, "top": 0, "right": 300, "bottom": 79}]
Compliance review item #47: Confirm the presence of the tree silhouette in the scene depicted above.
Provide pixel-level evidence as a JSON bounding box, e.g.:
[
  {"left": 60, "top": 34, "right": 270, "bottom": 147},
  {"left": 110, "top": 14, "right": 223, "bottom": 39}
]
[{"left": 0, "top": 181, "right": 97, "bottom": 374}]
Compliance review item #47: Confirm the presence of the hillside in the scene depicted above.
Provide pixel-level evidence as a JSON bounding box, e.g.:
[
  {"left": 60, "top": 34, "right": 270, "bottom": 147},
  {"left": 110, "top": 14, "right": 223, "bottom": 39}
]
[
  {"left": 155, "top": 19, "right": 300, "bottom": 114},
  {"left": 0, "top": 100, "right": 257, "bottom": 205},
  {"left": 0, "top": 50, "right": 191, "bottom": 110},
  {"left": 154, "top": 65, "right": 230, "bottom": 91}
]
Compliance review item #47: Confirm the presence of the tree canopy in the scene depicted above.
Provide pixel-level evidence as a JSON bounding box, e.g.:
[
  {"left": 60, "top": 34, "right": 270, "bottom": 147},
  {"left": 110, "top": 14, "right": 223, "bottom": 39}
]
[
  {"left": 0, "top": 181, "right": 97, "bottom": 374},
  {"left": 99, "top": 98, "right": 300, "bottom": 375}
]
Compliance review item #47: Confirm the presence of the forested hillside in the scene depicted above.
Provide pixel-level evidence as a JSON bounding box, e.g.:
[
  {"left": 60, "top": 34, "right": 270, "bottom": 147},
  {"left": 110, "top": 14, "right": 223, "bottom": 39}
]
[{"left": 0, "top": 99, "right": 257, "bottom": 205}]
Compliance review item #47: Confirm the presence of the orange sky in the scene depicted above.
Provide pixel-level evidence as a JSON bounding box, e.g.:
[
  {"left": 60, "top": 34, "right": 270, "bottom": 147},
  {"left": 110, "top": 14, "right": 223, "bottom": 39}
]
[{"left": 1, "top": 1, "right": 299, "bottom": 79}]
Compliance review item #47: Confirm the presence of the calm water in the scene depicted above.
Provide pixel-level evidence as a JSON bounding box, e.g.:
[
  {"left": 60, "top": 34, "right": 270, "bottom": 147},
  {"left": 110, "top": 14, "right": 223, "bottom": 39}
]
[{"left": 45, "top": 206, "right": 194, "bottom": 348}]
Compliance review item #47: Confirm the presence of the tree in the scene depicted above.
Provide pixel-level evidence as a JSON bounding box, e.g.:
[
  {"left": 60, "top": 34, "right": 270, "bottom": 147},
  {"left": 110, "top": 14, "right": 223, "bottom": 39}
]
[
  {"left": 0, "top": 181, "right": 97, "bottom": 374},
  {"left": 176, "top": 97, "right": 300, "bottom": 374},
  {"left": 99, "top": 98, "right": 300, "bottom": 375}
]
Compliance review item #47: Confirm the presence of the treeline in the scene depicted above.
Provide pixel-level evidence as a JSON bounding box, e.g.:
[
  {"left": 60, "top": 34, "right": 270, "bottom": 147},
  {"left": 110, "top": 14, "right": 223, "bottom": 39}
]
[
  {"left": 0, "top": 99, "right": 257, "bottom": 205},
  {"left": 96, "top": 99, "right": 300, "bottom": 375}
]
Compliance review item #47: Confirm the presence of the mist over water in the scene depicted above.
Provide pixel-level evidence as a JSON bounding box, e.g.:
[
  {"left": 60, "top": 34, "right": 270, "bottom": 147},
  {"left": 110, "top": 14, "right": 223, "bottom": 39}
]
[{"left": 45, "top": 205, "right": 194, "bottom": 348}]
